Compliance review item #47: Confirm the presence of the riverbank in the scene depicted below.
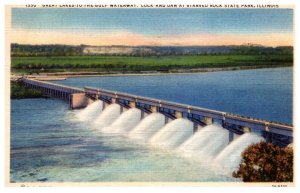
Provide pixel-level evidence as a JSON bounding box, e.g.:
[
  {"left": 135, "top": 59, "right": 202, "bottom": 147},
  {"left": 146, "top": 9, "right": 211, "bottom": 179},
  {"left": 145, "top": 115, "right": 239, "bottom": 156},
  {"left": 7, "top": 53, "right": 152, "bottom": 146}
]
[
  {"left": 233, "top": 142, "right": 293, "bottom": 182},
  {"left": 11, "top": 65, "right": 292, "bottom": 80},
  {"left": 11, "top": 81, "right": 44, "bottom": 99},
  {"left": 11, "top": 54, "right": 293, "bottom": 75}
]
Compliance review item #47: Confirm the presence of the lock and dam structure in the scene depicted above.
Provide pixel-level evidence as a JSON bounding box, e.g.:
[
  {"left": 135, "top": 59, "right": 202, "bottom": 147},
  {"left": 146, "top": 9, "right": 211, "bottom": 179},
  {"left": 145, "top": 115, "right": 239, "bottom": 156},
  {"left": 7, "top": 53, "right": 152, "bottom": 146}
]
[{"left": 21, "top": 77, "right": 293, "bottom": 147}]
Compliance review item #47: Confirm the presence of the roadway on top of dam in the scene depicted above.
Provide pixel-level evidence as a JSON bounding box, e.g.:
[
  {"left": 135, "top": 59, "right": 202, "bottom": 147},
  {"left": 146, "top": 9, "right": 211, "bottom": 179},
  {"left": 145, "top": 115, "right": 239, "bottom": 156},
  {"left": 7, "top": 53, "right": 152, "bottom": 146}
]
[
  {"left": 48, "top": 68, "right": 293, "bottom": 125},
  {"left": 21, "top": 77, "right": 293, "bottom": 142}
]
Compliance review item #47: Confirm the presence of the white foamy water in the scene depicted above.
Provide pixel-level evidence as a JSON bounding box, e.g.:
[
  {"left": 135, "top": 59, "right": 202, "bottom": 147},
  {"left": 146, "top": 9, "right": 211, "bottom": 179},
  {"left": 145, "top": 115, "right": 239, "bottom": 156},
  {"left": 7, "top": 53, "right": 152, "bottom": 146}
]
[
  {"left": 93, "top": 103, "right": 121, "bottom": 129},
  {"left": 177, "top": 124, "right": 229, "bottom": 161},
  {"left": 150, "top": 118, "right": 194, "bottom": 149},
  {"left": 214, "top": 132, "right": 265, "bottom": 173},
  {"left": 129, "top": 113, "right": 165, "bottom": 141},
  {"left": 75, "top": 100, "right": 103, "bottom": 122},
  {"left": 78, "top": 102, "right": 266, "bottom": 176},
  {"left": 102, "top": 108, "right": 142, "bottom": 134}
]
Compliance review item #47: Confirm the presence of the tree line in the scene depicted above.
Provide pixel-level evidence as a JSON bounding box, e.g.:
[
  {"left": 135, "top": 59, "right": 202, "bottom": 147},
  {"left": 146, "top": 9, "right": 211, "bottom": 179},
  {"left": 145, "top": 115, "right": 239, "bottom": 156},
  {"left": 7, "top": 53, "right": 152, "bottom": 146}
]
[{"left": 11, "top": 43, "right": 293, "bottom": 57}]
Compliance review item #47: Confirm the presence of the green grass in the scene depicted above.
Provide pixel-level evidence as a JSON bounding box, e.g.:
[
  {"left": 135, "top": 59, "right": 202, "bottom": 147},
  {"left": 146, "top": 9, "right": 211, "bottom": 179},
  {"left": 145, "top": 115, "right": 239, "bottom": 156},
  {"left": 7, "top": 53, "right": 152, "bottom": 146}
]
[
  {"left": 11, "top": 81, "right": 44, "bottom": 99},
  {"left": 11, "top": 54, "right": 293, "bottom": 73}
]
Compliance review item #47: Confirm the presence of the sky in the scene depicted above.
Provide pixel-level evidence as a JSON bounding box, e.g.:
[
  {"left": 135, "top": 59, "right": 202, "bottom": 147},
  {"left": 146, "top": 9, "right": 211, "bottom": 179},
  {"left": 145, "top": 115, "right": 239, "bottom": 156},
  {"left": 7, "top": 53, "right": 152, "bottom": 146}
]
[{"left": 10, "top": 8, "right": 293, "bottom": 46}]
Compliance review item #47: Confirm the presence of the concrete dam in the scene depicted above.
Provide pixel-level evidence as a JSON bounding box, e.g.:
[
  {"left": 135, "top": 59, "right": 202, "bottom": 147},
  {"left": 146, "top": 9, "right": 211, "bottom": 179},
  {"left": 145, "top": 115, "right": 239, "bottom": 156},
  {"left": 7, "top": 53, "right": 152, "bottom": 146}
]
[{"left": 21, "top": 77, "right": 293, "bottom": 171}]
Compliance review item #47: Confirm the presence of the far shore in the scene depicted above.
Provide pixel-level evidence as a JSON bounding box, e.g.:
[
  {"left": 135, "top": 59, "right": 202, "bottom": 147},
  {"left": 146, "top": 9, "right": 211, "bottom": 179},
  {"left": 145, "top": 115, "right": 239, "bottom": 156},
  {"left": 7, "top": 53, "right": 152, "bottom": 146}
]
[{"left": 11, "top": 65, "right": 292, "bottom": 81}]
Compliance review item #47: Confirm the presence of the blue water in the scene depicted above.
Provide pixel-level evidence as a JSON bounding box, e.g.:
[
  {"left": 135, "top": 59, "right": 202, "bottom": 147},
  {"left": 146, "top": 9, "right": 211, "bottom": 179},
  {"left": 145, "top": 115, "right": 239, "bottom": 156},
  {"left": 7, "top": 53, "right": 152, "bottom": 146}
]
[
  {"left": 53, "top": 67, "right": 293, "bottom": 124},
  {"left": 10, "top": 67, "right": 292, "bottom": 182},
  {"left": 10, "top": 99, "right": 235, "bottom": 182}
]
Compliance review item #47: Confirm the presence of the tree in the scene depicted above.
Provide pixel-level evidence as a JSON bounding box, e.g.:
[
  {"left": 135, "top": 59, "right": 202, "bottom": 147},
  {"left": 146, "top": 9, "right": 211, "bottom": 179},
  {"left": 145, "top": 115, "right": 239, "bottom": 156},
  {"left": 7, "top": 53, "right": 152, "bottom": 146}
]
[{"left": 233, "top": 142, "right": 293, "bottom": 182}]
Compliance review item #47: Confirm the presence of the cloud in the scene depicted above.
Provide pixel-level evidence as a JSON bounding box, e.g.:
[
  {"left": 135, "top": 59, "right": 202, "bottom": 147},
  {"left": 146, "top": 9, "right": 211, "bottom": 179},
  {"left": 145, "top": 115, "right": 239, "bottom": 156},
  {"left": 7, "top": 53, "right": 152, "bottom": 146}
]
[{"left": 9, "top": 29, "right": 293, "bottom": 47}]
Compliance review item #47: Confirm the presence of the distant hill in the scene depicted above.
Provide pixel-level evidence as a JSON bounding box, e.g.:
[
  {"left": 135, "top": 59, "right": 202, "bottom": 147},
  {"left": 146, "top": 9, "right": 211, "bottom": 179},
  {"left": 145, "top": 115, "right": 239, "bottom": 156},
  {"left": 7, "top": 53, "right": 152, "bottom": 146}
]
[{"left": 11, "top": 44, "right": 293, "bottom": 57}]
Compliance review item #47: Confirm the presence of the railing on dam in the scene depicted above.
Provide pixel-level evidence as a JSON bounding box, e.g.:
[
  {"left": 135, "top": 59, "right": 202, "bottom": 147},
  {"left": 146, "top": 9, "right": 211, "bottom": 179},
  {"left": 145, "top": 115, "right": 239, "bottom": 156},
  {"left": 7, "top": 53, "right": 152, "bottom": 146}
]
[
  {"left": 21, "top": 78, "right": 89, "bottom": 109},
  {"left": 84, "top": 86, "right": 293, "bottom": 146},
  {"left": 21, "top": 78, "right": 293, "bottom": 146},
  {"left": 22, "top": 78, "right": 84, "bottom": 96}
]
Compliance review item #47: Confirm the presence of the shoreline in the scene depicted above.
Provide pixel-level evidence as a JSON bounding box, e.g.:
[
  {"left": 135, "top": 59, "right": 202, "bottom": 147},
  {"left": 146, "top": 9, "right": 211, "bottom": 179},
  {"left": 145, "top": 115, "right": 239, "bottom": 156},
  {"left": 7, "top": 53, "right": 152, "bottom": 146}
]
[
  {"left": 11, "top": 65, "right": 292, "bottom": 80},
  {"left": 10, "top": 81, "right": 45, "bottom": 99}
]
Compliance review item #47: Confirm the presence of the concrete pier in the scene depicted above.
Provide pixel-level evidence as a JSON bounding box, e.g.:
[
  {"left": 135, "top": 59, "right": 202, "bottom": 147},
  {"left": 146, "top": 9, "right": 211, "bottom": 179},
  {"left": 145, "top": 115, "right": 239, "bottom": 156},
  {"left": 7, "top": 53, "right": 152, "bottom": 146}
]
[
  {"left": 129, "top": 101, "right": 136, "bottom": 108},
  {"left": 70, "top": 93, "right": 92, "bottom": 109},
  {"left": 228, "top": 131, "right": 234, "bottom": 143},
  {"left": 175, "top": 111, "right": 183, "bottom": 119},
  {"left": 243, "top": 126, "right": 251, "bottom": 133},
  {"left": 202, "top": 117, "right": 213, "bottom": 125},
  {"left": 102, "top": 101, "right": 109, "bottom": 110},
  {"left": 141, "top": 111, "right": 145, "bottom": 119},
  {"left": 165, "top": 116, "right": 169, "bottom": 124},
  {"left": 193, "top": 123, "right": 200, "bottom": 133},
  {"left": 150, "top": 106, "right": 158, "bottom": 113},
  {"left": 111, "top": 98, "right": 118, "bottom": 103}
]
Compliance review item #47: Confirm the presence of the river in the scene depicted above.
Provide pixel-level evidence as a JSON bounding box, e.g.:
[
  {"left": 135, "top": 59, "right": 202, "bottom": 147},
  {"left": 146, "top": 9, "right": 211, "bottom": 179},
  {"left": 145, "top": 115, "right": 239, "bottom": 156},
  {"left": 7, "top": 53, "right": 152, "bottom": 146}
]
[
  {"left": 54, "top": 67, "right": 293, "bottom": 124},
  {"left": 10, "top": 67, "right": 292, "bottom": 182}
]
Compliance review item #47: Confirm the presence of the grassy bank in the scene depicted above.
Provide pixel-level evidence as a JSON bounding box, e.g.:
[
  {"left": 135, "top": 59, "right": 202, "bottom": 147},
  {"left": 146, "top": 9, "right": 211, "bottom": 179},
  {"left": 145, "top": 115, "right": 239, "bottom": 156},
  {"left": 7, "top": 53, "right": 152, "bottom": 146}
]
[
  {"left": 11, "top": 81, "right": 44, "bottom": 99},
  {"left": 11, "top": 54, "right": 293, "bottom": 74}
]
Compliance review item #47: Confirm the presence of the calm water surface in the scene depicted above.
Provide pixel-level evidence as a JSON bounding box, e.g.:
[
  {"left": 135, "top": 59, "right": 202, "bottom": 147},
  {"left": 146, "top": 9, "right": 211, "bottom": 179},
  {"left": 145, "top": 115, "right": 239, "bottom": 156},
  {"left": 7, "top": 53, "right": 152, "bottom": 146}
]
[{"left": 54, "top": 67, "right": 293, "bottom": 124}]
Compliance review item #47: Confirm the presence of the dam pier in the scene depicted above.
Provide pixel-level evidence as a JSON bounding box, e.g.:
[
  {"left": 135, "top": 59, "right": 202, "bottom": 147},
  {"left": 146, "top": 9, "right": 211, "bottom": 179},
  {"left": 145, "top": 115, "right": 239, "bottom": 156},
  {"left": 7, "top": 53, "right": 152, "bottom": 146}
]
[{"left": 21, "top": 77, "right": 293, "bottom": 147}]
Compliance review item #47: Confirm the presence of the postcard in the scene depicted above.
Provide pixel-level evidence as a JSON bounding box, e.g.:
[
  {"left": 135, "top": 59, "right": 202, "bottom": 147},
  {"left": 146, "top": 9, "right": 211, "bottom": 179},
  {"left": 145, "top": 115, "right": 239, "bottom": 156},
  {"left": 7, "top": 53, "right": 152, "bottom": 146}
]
[{"left": 5, "top": 2, "right": 294, "bottom": 187}]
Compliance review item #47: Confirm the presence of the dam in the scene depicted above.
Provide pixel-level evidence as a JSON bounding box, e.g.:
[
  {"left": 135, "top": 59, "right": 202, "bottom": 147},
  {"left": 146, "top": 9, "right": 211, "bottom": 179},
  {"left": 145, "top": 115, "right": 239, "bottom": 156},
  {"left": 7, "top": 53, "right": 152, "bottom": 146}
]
[{"left": 21, "top": 77, "right": 293, "bottom": 147}]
